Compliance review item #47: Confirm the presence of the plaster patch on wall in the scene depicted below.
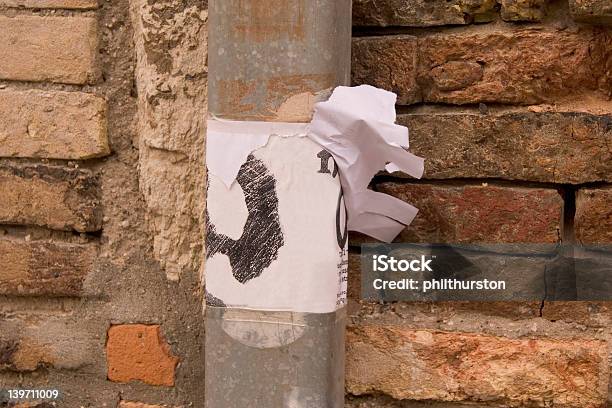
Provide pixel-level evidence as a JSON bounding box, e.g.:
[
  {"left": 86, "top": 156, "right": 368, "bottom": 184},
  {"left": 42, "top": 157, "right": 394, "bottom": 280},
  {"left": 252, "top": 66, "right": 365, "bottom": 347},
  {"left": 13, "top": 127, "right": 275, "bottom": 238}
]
[{"left": 130, "top": 0, "right": 207, "bottom": 281}]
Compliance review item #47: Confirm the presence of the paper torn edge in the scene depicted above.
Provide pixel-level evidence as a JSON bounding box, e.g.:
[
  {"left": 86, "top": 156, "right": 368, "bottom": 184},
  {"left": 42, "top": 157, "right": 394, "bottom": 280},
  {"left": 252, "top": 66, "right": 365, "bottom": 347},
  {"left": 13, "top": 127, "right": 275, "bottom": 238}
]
[
  {"left": 206, "top": 118, "right": 309, "bottom": 188},
  {"left": 308, "top": 85, "right": 424, "bottom": 243},
  {"left": 206, "top": 85, "right": 425, "bottom": 242}
]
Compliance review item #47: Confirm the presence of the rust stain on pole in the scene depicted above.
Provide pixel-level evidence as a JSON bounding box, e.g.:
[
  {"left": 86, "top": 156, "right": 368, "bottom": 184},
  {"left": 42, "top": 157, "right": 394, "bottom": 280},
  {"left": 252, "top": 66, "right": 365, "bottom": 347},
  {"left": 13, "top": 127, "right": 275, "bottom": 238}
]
[
  {"left": 217, "top": 79, "right": 258, "bottom": 115},
  {"left": 209, "top": 0, "right": 352, "bottom": 122},
  {"left": 234, "top": 0, "right": 307, "bottom": 42},
  {"left": 216, "top": 74, "right": 336, "bottom": 121}
]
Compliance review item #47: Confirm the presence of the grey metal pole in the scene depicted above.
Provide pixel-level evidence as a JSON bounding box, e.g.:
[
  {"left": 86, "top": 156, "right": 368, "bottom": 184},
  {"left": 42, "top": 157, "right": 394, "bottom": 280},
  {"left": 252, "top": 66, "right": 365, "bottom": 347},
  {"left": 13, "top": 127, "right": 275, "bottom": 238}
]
[
  {"left": 208, "top": 0, "right": 352, "bottom": 122},
  {"left": 205, "top": 1, "right": 352, "bottom": 407}
]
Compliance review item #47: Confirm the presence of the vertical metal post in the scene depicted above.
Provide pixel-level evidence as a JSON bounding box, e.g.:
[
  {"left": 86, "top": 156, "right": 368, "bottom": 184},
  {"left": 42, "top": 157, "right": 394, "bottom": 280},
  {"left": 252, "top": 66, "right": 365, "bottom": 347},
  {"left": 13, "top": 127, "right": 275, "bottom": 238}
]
[
  {"left": 206, "top": 0, "right": 352, "bottom": 406},
  {"left": 208, "top": 0, "right": 351, "bottom": 122}
]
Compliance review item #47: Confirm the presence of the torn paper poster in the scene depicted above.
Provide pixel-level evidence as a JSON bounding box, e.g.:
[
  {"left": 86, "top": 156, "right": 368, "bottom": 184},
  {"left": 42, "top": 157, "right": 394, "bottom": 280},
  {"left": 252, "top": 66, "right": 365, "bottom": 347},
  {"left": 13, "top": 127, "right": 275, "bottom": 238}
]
[
  {"left": 308, "top": 85, "right": 424, "bottom": 243},
  {"left": 205, "top": 85, "right": 423, "bottom": 313},
  {"left": 206, "top": 132, "right": 348, "bottom": 314},
  {"left": 206, "top": 119, "right": 309, "bottom": 188},
  {"left": 206, "top": 86, "right": 424, "bottom": 244}
]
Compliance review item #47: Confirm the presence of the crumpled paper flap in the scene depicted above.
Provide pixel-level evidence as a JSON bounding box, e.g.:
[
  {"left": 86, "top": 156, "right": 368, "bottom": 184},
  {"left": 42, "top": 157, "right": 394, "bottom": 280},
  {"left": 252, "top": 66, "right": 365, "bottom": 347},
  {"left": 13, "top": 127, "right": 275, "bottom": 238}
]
[
  {"left": 206, "top": 85, "right": 424, "bottom": 243},
  {"left": 308, "top": 85, "right": 424, "bottom": 242}
]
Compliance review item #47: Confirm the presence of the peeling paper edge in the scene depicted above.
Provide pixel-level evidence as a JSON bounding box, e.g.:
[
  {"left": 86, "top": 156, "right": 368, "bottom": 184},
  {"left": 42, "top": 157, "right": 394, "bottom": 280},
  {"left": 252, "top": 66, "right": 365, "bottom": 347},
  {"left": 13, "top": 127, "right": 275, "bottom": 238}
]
[
  {"left": 309, "top": 85, "right": 424, "bottom": 242},
  {"left": 205, "top": 86, "right": 425, "bottom": 243},
  {"left": 208, "top": 116, "right": 310, "bottom": 137},
  {"left": 206, "top": 117, "right": 310, "bottom": 188}
]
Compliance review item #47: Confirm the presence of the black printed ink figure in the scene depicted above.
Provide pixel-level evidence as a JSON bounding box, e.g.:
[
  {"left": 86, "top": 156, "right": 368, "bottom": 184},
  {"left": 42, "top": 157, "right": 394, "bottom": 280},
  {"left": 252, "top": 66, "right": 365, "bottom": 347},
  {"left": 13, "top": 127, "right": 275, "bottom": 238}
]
[{"left": 206, "top": 154, "right": 284, "bottom": 284}]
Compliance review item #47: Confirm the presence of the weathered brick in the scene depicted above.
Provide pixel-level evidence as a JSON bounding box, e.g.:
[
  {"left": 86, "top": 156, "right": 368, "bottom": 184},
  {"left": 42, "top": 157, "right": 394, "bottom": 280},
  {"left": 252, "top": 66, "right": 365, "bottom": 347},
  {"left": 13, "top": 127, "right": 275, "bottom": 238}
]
[
  {"left": 352, "top": 36, "right": 419, "bottom": 105},
  {"left": 118, "top": 402, "right": 177, "bottom": 408},
  {"left": 0, "top": 164, "right": 102, "bottom": 232},
  {"left": 0, "top": 337, "right": 51, "bottom": 371},
  {"left": 0, "top": 238, "right": 95, "bottom": 296},
  {"left": 0, "top": 0, "right": 97, "bottom": 8},
  {"left": 346, "top": 396, "right": 494, "bottom": 407},
  {"left": 0, "top": 16, "right": 98, "bottom": 84},
  {"left": 418, "top": 29, "right": 611, "bottom": 104},
  {"left": 354, "top": 30, "right": 611, "bottom": 105},
  {"left": 430, "top": 301, "right": 541, "bottom": 319},
  {"left": 542, "top": 302, "right": 612, "bottom": 327},
  {"left": 570, "top": 0, "right": 612, "bottom": 24},
  {"left": 0, "top": 89, "right": 109, "bottom": 160},
  {"left": 500, "top": 0, "right": 548, "bottom": 21},
  {"left": 349, "top": 254, "right": 541, "bottom": 317},
  {"left": 353, "top": 0, "right": 497, "bottom": 27},
  {"left": 375, "top": 183, "right": 562, "bottom": 243},
  {"left": 575, "top": 187, "right": 612, "bottom": 243},
  {"left": 107, "top": 325, "right": 179, "bottom": 386},
  {"left": 346, "top": 325, "right": 609, "bottom": 407},
  {"left": 348, "top": 252, "right": 362, "bottom": 302},
  {"left": 399, "top": 111, "right": 612, "bottom": 184},
  {"left": 0, "top": 315, "right": 96, "bottom": 371}
]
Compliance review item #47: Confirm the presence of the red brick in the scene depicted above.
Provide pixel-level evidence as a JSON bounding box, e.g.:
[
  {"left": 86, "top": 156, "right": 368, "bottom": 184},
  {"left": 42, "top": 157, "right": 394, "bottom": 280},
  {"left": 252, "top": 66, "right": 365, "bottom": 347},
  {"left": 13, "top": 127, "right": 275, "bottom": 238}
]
[
  {"left": 347, "top": 325, "right": 609, "bottom": 407},
  {"left": 575, "top": 187, "right": 612, "bottom": 243},
  {"left": 375, "top": 183, "right": 562, "bottom": 243},
  {"left": 353, "top": 0, "right": 497, "bottom": 27},
  {"left": 0, "top": 238, "right": 95, "bottom": 296},
  {"left": 107, "top": 325, "right": 179, "bottom": 386},
  {"left": 500, "top": 0, "right": 548, "bottom": 21},
  {"left": 542, "top": 301, "right": 612, "bottom": 328},
  {"left": 352, "top": 36, "right": 419, "bottom": 104},
  {"left": 348, "top": 252, "right": 362, "bottom": 302},
  {"left": 0, "top": 89, "right": 109, "bottom": 160},
  {"left": 0, "top": 164, "right": 102, "bottom": 232},
  {"left": 418, "top": 29, "right": 611, "bottom": 104},
  {"left": 118, "top": 402, "right": 179, "bottom": 408},
  {"left": 399, "top": 110, "right": 612, "bottom": 184},
  {"left": 352, "top": 29, "right": 611, "bottom": 105},
  {"left": 0, "top": 16, "right": 98, "bottom": 84},
  {"left": 0, "top": 315, "right": 97, "bottom": 371},
  {"left": 349, "top": 251, "right": 541, "bottom": 318},
  {"left": 570, "top": 0, "right": 612, "bottom": 24}
]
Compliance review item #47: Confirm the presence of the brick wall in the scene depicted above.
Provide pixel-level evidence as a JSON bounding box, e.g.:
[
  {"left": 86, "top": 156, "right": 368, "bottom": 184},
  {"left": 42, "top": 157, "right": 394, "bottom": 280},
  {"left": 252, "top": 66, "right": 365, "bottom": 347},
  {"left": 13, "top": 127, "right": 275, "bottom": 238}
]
[
  {"left": 0, "top": 0, "right": 610, "bottom": 407},
  {"left": 348, "top": 1, "right": 612, "bottom": 407},
  {"left": 0, "top": 0, "right": 205, "bottom": 407}
]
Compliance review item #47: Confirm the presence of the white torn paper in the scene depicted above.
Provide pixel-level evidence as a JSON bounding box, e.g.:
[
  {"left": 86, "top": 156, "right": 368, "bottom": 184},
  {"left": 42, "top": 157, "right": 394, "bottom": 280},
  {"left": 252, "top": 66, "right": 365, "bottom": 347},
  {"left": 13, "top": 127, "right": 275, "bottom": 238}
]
[
  {"left": 207, "top": 85, "right": 424, "bottom": 243},
  {"left": 206, "top": 134, "right": 348, "bottom": 313},
  {"left": 308, "top": 85, "right": 424, "bottom": 242},
  {"left": 205, "top": 85, "right": 424, "bottom": 313},
  {"left": 207, "top": 118, "right": 309, "bottom": 187}
]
